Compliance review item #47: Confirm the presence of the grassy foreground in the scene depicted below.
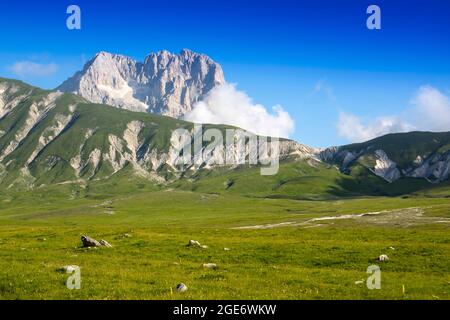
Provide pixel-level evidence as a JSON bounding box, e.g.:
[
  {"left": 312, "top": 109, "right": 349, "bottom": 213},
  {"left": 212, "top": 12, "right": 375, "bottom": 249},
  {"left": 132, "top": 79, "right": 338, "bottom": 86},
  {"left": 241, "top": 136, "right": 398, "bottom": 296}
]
[{"left": 0, "top": 185, "right": 449, "bottom": 300}]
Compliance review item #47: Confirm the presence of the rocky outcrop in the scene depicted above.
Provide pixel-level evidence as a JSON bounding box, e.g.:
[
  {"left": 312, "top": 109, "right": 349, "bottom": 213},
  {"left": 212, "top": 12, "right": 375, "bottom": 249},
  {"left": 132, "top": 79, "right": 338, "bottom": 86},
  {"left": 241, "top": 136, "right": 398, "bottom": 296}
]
[
  {"left": 372, "top": 150, "right": 401, "bottom": 183},
  {"left": 27, "top": 107, "right": 77, "bottom": 165},
  {"left": 0, "top": 82, "right": 31, "bottom": 120},
  {"left": 57, "top": 49, "right": 225, "bottom": 118},
  {"left": 405, "top": 151, "right": 450, "bottom": 183},
  {"left": 0, "top": 92, "right": 62, "bottom": 162}
]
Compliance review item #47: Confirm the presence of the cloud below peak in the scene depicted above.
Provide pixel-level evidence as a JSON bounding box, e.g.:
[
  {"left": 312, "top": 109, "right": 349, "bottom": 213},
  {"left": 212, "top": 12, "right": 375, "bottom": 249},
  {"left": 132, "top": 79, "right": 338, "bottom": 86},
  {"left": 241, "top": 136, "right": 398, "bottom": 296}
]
[{"left": 184, "top": 83, "right": 295, "bottom": 138}]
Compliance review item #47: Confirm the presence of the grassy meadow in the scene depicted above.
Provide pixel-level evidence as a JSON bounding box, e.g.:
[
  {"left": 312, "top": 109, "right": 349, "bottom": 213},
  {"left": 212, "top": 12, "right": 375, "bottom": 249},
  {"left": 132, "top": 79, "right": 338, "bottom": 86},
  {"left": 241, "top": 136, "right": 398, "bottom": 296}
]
[{"left": 0, "top": 181, "right": 449, "bottom": 300}]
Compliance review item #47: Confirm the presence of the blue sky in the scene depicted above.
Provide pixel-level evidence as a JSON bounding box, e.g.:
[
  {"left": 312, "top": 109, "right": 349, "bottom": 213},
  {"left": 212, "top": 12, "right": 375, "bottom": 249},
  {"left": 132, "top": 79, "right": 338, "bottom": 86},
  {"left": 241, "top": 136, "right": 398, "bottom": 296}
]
[{"left": 1, "top": 0, "right": 450, "bottom": 147}]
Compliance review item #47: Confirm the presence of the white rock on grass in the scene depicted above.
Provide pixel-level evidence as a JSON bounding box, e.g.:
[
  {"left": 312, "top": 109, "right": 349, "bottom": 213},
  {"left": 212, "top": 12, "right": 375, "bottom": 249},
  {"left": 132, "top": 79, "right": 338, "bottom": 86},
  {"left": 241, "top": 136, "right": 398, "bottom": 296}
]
[
  {"left": 81, "top": 235, "right": 113, "bottom": 248},
  {"left": 188, "top": 240, "right": 200, "bottom": 246},
  {"left": 188, "top": 240, "right": 207, "bottom": 249},
  {"left": 81, "top": 235, "right": 101, "bottom": 247},
  {"left": 378, "top": 254, "right": 389, "bottom": 262},
  {"left": 175, "top": 283, "right": 188, "bottom": 292},
  {"left": 99, "top": 239, "right": 113, "bottom": 248},
  {"left": 202, "top": 263, "right": 217, "bottom": 269}
]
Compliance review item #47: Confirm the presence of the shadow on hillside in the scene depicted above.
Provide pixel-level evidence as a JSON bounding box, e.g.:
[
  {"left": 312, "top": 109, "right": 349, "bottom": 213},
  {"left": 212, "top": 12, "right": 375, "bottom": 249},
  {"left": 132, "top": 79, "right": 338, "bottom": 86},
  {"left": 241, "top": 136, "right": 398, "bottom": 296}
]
[{"left": 326, "top": 174, "right": 433, "bottom": 198}]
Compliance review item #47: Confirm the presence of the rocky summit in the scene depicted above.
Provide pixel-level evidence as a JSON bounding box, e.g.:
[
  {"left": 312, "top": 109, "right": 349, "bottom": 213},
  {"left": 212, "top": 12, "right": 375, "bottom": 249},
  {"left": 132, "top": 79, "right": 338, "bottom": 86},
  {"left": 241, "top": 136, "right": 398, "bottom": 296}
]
[{"left": 57, "top": 49, "right": 225, "bottom": 118}]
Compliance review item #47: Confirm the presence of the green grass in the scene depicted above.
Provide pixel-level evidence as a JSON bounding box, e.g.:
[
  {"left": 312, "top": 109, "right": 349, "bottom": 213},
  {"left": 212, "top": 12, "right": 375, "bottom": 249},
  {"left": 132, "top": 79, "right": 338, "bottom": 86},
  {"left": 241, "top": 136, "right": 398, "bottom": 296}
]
[
  {"left": 172, "top": 160, "right": 434, "bottom": 199},
  {"left": 0, "top": 186, "right": 449, "bottom": 300},
  {"left": 1, "top": 77, "right": 450, "bottom": 299}
]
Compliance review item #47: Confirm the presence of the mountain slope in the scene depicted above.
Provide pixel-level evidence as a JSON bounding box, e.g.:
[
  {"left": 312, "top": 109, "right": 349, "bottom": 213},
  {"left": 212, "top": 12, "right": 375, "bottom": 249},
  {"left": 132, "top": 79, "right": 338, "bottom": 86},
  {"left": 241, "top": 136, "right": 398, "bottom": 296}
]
[
  {"left": 320, "top": 132, "right": 450, "bottom": 183},
  {"left": 1, "top": 78, "right": 450, "bottom": 197},
  {"left": 0, "top": 78, "right": 312, "bottom": 189},
  {"left": 57, "top": 49, "right": 225, "bottom": 117}
]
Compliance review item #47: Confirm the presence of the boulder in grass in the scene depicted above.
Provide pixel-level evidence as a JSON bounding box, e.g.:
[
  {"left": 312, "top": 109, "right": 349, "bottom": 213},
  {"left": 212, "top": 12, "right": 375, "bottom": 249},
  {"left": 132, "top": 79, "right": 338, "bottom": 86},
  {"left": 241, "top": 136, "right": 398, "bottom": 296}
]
[
  {"left": 188, "top": 240, "right": 201, "bottom": 247},
  {"left": 175, "top": 283, "right": 188, "bottom": 292},
  {"left": 99, "top": 239, "right": 113, "bottom": 248},
  {"left": 378, "top": 254, "right": 389, "bottom": 262},
  {"left": 188, "top": 240, "right": 207, "bottom": 249},
  {"left": 81, "top": 235, "right": 101, "bottom": 247},
  {"left": 202, "top": 263, "right": 217, "bottom": 269}
]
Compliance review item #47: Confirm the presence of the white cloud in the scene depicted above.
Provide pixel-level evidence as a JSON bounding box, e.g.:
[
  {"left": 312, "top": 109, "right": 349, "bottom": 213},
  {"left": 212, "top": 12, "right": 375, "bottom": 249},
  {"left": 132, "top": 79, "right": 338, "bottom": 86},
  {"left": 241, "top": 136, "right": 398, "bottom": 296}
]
[
  {"left": 9, "top": 61, "right": 59, "bottom": 77},
  {"left": 410, "top": 86, "right": 450, "bottom": 132},
  {"left": 337, "top": 112, "right": 413, "bottom": 143},
  {"left": 184, "top": 83, "right": 295, "bottom": 138},
  {"left": 337, "top": 85, "right": 450, "bottom": 143}
]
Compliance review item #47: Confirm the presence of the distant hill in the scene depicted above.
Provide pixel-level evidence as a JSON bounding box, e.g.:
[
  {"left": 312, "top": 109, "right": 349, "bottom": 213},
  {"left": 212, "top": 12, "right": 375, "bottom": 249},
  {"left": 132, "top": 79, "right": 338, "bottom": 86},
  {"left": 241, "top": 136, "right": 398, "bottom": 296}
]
[{"left": 320, "top": 132, "right": 450, "bottom": 183}]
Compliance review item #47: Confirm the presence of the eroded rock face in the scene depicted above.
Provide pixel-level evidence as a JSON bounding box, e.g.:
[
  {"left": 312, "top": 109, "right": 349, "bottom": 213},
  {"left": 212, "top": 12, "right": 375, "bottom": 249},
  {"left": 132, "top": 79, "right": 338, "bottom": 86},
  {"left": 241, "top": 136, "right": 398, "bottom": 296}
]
[
  {"left": 57, "top": 49, "right": 225, "bottom": 118},
  {"left": 0, "top": 82, "right": 29, "bottom": 120},
  {"left": 0, "top": 92, "right": 62, "bottom": 162},
  {"left": 372, "top": 150, "right": 401, "bottom": 183},
  {"left": 406, "top": 151, "right": 450, "bottom": 183},
  {"left": 27, "top": 108, "right": 77, "bottom": 165},
  {"left": 319, "top": 145, "right": 450, "bottom": 183}
]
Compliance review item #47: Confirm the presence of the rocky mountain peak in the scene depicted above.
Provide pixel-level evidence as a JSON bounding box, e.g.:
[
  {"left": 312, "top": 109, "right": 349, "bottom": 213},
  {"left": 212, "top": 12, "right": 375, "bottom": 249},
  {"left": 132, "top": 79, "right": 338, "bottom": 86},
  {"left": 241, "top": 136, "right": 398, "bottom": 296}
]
[{"left": 57, "top": 49, "right": 225, "bottom": 117}]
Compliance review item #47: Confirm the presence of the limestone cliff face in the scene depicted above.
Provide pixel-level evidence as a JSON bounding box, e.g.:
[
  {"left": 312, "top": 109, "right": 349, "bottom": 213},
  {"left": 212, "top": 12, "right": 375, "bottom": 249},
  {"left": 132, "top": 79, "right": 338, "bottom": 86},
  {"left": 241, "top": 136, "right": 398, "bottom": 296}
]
[{"left": 57, "top": 49, "right": 225, "bottom": 117}]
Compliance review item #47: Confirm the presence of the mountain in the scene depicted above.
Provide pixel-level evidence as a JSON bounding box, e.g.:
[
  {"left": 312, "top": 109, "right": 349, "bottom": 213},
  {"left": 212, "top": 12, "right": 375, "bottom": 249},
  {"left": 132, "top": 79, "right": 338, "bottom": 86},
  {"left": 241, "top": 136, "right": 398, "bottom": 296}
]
[
  {"left": 57, "top": 49, "right": 225, "bottom": 117},
  {"left": 320, "top": 132, "right": 450, "bottom": 183},
  {"left": 1, "top": 77, "right": 450, "bottom": 196},
  {"left": 0, "top": 78, "right": 312, "bottom": 190}
]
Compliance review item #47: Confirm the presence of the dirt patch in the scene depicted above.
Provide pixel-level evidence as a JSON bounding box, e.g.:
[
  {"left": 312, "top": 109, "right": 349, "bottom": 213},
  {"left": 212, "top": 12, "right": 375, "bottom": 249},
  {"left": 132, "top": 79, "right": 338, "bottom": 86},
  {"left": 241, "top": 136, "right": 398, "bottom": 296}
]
[{"left": 232, "top": 207, "right": 450, "bottom": 230}]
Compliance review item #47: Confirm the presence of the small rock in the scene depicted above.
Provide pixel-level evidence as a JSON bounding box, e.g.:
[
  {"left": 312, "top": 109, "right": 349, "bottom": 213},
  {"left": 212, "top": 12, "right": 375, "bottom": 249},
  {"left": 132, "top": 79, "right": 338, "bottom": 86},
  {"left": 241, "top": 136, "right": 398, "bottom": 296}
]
[
  {"left": 175, "top": 283, "right": 188, "bottom": 292},
  {"left": 378, "top": 254, "right": 389, "bottom": 262},
  {"left": 224, "top": 247, "right": 231, "bottom": 251},
  {"left": 81, "top": 235, "right": 101, "bottom": 247},
  {"left": 188, "top": 240, "right": 207, "bottom": 249},
  {"left": 202, "top": 263, "right": 217, "bottom": 269},
  {"left": 123, "top": 233, "right": 132, "bottom": 238},
  {"left": 99, "top": 239, "right": 113, "bottom": 248},
  {"left": 188, "top": 240, "right": 201, "bottom": 247},
  {"left": 389, "top": 246, "right": 396, "bottom": 250}
]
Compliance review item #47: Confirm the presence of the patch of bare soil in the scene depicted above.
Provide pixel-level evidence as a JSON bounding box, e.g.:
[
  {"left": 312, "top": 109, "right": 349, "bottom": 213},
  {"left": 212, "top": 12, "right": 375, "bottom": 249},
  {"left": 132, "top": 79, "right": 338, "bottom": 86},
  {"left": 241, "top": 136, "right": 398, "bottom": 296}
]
[{"left": 232, "top": 207, "right": 450, "bottom": 230}]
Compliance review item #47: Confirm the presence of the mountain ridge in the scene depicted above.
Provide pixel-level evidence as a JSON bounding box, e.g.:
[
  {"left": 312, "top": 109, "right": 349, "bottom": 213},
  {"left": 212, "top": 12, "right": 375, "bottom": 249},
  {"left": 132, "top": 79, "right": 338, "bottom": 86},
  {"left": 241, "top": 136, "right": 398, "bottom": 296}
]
[
  {"left": 1, "top": 77, "right": 450, "bottom": 197},
  {"left": 320, "top": 131, "right": 450, "bottom": 183},
  {"left": 0, "top": 78, "right": 313, "bottom": 190},
  {"left": 57, "top": 49, "right": 225, "bottom": 117}
]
